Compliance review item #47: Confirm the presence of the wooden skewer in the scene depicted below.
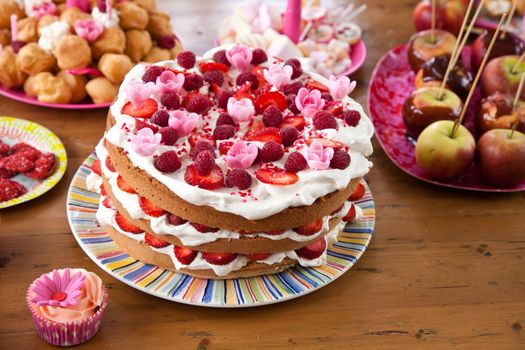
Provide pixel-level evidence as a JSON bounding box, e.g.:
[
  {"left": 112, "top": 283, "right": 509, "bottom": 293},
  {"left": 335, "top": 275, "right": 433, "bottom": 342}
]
[
  {"left": 510, "top": 70, "right": 525, "bottom": 138},
  {"left": 501, "top": 0, "right": 517, "bottom": 39},
  {"left": 431, "top": 0, "right": 436, "bottom": 43},
  {"left": 511, "top": 51, "right": 525, "bottom": 74},
  {"left": 450, "top": 0, "right": 485, "bottom": 65},
  {"left": 451, "top": 13, "right": 507, "bottom": 138}
]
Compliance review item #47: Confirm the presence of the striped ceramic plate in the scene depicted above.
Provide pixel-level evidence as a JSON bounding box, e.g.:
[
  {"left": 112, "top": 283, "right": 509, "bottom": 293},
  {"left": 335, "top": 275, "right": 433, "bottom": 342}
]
[{"left": 66, "top": 154, "right": 375, "bottom": 307}]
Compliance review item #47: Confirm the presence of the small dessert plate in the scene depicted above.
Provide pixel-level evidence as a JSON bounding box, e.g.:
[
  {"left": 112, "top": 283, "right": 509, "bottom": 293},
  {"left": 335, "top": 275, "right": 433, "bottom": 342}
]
[
  {"left": 66, "top": 153, "right": 375, "bottom": 308},
  {"left": 368, "top": 44, "right": 525, "bottom": 192},
  {"left": 0, "top": 116, "right": 67, "bottom": 209}
]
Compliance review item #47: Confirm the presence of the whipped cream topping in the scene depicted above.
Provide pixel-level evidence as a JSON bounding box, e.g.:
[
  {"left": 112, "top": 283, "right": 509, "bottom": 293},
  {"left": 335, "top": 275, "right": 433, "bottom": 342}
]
[
  {"left": 38, "top": 20, "right": 70, "bottom": 54},
  {"left": 105, "top": 48, "right": 373, "bottom": 220},
  {"left": 91, "top": 7, "right": 119, "bottom": 28}
]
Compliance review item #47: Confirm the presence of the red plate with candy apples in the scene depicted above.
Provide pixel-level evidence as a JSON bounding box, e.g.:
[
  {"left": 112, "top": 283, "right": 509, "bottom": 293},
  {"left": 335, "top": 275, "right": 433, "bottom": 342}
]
[{"left": 368, "top": 44, "right": 525, "bottom": 192}]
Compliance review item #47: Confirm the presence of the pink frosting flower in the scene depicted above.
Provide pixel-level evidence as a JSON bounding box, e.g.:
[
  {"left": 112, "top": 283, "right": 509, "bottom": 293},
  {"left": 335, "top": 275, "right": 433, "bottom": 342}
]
[
  {"left": 32, "top": 2, "right": 58, "bottom": 19},
  {"left": 156, "top": 70, "right": 184, "bottom": 94},
  {"left": 303, "top": 141, "right": 334, "bottom": 170},
  {"left": 295, "top": 87, "right": 325, "bottom": 118},
  {"left": 74, "top": 19, "right": 103, "bottom": 42},
  {"left": 227, "top": 97, "right": 255, "bottom": 123},
  {"left": 131, "top": 128, "right": 161, "bottom": 156},
  {"left": 168, "top": 110, "right": 199, "bottom": 136},
  {"left": 328, "top": 75, "right": 357, "bottom": 100},
  {"left": 31, "top": 269, "right": 85, "bottom": 307},
  {"left": 125, "top": 80, "right": 155, "bottom": 109},
  {"left": 263, "top": 63, "right": 293, "bottom": 90},
  {"left": 225, "top": 141, "right": 258, "bottom": 169},
  {"left": 226, "top": 45, "right": 253, "bottom": 71}
]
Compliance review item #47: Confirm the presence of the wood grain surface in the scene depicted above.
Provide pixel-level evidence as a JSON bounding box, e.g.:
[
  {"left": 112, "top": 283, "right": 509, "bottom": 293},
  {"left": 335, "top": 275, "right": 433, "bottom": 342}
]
[{"left": 1, "top": 1, "right": 524, "bottom": 349}]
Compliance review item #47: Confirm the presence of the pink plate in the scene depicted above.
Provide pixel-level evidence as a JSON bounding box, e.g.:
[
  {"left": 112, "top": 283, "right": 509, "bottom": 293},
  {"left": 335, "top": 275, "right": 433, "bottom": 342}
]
[{"left": 367, "top": 44, "right": 525, "bottom": 192}]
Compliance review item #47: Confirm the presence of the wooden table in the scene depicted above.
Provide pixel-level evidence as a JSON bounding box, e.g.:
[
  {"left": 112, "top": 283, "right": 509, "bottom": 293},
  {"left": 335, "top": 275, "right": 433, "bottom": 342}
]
[{"left": 1, "top": 1, "right": 524, "bottom": 349}]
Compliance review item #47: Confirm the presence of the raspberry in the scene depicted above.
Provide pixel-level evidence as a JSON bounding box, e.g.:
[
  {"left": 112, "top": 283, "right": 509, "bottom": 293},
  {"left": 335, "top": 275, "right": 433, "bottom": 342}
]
[
  {"left": 183, "top": 73, "right": 204, "bottom": 91},
  {"left": 203, "top": 70, "right": 224, "bottom": 86},
  {"left": 212, "top": 50, "right": 231, "bottom": 66},
  {"left": 142, "top": 66, "right": 164, "bottom": 83},
  {"left": 251, "top": 48, "right": 268, "bottom": 64},
  {"left": 158, "top": 35, "right": 175, "bottom": 49},
  {"left": 191, "top": 140, "right": 215, "bottom": 160},
  {"left": 285, "top": 58, "right": 303, "bottom": 79},
  {"left": 194, "top": 150, "right": 215, "bottom": 175},
  {"left": 281, "top": 126, "right": 300, "bottom": 147},
  {"left": 259, "top": 141, "right": 284, "bottom": 162},
  {"left": 262, "top": 105, "right": 283, "bottom": 127},
  {"left": 216, "top": 113, "right": 235, "bottom": 126},
  {"left": 150, "top": 110, "right": 170, "bottom": 126},
  {"left": 313, "top": 110, "right": 338, "bottom": 130},
  {"left": 342, "top": 110, "right": 361, "bottom": 126},
  {"left": 286, "top": 94, "right": 300, "bottom": 114},
  {"left": 216, "top": 88, "right": 232, "bottom": 109},
  {"left": 159, "top": 127, "right": 179, "bottom": 145},
  {"left": 321, "top": 92, "right": 333, "bottom": 102},
  {"left": 330, "top": 150, "right": 351, "bottom": 170},
  {"left": 226, "top": 169, "right": 252, "bottom": 190},
  {"left": 284, "top": 151, "right": 307, "bottom": 172},
  {"left": 160, "top": 92, "right": 180, "bottom": 109},
  {"left": 213, "top": 124, "right": 235, "bottom": 140},
  {"left": 186, "top": 93, "right": 210, "bottom": 114},
  {"left": 97, "top": 0, "right": 106, "bottom": 11},
  {"left": 283, "top": 81, "right": 303, "bottom": 95},
  {"left": 154, "top": 150, "right": 181, "bottom": 173},
  {"left": 177, "top": 51, "right": 196, "bottom": 69},
  {"left": 236, "top": 72, "right": 258, "bottom": 90},
  {"left": 168, "top": 213, "right": 187, "bottom": 225}
]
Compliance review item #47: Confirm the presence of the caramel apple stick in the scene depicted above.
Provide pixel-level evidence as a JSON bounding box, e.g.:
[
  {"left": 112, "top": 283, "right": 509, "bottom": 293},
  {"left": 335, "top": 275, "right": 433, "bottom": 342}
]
[
  {"left": 431, "top": 0, "right": 436, "bottom": 43},
  {"left": 510, "top": 71, "right": 525, "bottom": 138},
  {"left": 501, "top": 0, "right": 517, "bottom": 39},
  {"left": 451, "top": 13, "right": 507, "bottom": 138},
  {"left": 451, "top": 0, "right": 485, "bottom": 64},
  {"left": 511, "top": 51, "right": 525, "bottom": 74}
]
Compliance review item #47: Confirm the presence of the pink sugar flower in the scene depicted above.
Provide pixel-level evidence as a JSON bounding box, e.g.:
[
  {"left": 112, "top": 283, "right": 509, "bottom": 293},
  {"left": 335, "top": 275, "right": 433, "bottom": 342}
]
[
  {"left": 125, "top": 80, "right": 155, "bottom": 109},
  {"left": 155, "top": 70, "right": 184, "bottom": 94},
  {"left": 168, "top": 110, "right": 199, "bottom": 136},
  {"left": 74, "top": 19, "right": 104, "bottom": 42},
  {"left": 263, "top": 63, "right": 293, "bottom": 90},
  {"left": 295, "top": 87, "right": 325, "bottom": 118},
  {"left": 131, "top": 128, "right": 161, "bottom": 156},
  {"left": 225, "top": 141, "right": 258, "bottom": 169},
  {"left": 31, "top": 269, "right": 85, "bottom": 307},
  {"left": 226, "top": 45, "right": 253, "bottom": 71},
  {"left": 328, "top": 75, "right": 356, "bottom": 100},
  {"left": 32, "top": 2, "right": 58, "bottom": 19},
  {"left": 303, "top": 141, "right": 334, "bottom": 170},
  {"left": 227, "top": 97, "right": 255, "bottom": 123}
]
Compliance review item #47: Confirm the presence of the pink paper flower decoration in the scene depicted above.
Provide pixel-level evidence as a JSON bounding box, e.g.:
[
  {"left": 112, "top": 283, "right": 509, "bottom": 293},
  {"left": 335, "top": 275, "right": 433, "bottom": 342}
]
[
  {"left": 74, "top": 19, "right": 104, "bottom": 42},
  {"left": 131, "top": 128, "right": 162, "bottom": 156},
  {"left": 168, "top": 110, "right": 199, "bottom": 136},
  {"left": 156, "top": 70, "right": 184, "bottom": 94},
  {"left": 125, "top": 80, "right": 155, "bottom": 109},
  {"left": 328, "top": 75, "right": 356, "bottom": 100},
  {"left": 32, "top": 2, "right": 58, "bottom": 19},
  {"left": 225, "top": 141, "right": 258, "bottom": 169},
  {"left": 227, "top": 97, "right": 255, "bottom": 123},
  {"left": 303, "top": 141, "right": 334, "bottom": 170},
  {"left": 226, "top": 45, "right": 253, "bottom": 71},
  {"left": 31, "top": 269, "right": 85, "bottom": 307},
  {"left": 295, "top": 87, "right": 325, "bottom": 118},
  {"left": 263, "top": 63, "right": 293, "bottom": 90}
]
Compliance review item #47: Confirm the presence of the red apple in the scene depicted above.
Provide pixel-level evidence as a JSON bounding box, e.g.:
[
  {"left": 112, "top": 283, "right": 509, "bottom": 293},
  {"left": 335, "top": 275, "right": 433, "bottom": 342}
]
[
  {"left": 471, "top": 30, "right": 525, "bottom": 72},
  {"left": 415, "top": 120, "right": 475, "bottom": 180},
  {"left": 482, "top": 55, "right": 525, "bottom": 100},
  {"left": 407, "top": 29, "right": 457, "bottom": 71},
  {"left": 477, "top": 129, "right": 525, "bottom": 187},
  {"left": 413, "top": 0, "right": 468, "bottom": 35}
]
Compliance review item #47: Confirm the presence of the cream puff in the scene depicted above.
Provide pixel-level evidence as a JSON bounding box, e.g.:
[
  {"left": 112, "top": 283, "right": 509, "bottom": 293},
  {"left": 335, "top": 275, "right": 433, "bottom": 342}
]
[
  {"left": 125, "top": 30, "right": 152, "bottom": 62},
  {"left": 55, "top": 35, "right": 92, "bottom": 70},
  {"left": 98, "top": 53, "right": 134, "bottom": 84},
  {"left": 15, "top": 43, "right": 56, "bottom": 75},
  {"left": 85, "top": 77, "right": 118, "bottom": 103},
  {"left": 0, "top": 47, "right": 27, "bottom": 88},
  {"left": 116, "top": 2, "right": 149, "bottom": 30},
  {"left": 91, "top": 26, "right": 126, "bottom": 60},
  {"left": 57, "top": 71, "right": 88, "bottom": 103},
  {"left": 32, "top": 72, "right": 72, "bottom": 104}
]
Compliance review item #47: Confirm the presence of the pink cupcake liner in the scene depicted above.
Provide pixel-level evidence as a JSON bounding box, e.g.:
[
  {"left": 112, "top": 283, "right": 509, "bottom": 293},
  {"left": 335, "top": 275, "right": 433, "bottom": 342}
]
[{"left": 26, "top": 284, "right": 108, "bottom": 346}]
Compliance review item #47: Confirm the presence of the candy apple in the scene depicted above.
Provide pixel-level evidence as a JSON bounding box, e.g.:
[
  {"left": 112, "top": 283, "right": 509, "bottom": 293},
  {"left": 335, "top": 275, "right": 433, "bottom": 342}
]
[
  {"left": 408, "top": 29, "right": 457, "bottom": 71},
  {"left": 471, "top": 30, "right": 525, "bottom": 71},
  {"left": 416, "top": 55, "right": 473, "bottom": 97},
  {"left": 413, "top": 0, "right": 468, "bottom": 35},
  {"left": 481, "top": 55, "right": 525, "bottom": 100},
  {"left": 478, "top": 93, "right": 525, "bottom": 134}
]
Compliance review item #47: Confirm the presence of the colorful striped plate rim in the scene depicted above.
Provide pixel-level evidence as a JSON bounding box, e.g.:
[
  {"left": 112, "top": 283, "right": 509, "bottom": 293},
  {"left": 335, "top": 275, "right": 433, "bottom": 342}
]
[{"left": 66, "top": 153, "right": 375, "bottom": 308}]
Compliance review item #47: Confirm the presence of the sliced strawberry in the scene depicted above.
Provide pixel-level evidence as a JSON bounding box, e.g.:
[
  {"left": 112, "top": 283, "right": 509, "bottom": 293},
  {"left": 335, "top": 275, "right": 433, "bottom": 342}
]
[
  {"left": 201, "top": 252, "right": 237, "bottom": 265},
  {"left": 246, "top": 253, "right": 271, "bottom": 261},
  {"left": 330, "top": 204, "right": 344, "bottom": 215},
  {"left": 294, "top": 219, "right": 323, "bottom": 236},
  {"left": 262, "top": 229, "right": 285, "bottom": 235},
  {"left": 305, "top": 138, "right": 344, "bottom": 150},
  {"left": 234, "top": 81, "right": 253, "bottom": 101},
  {"left": 250, "top": 65, "right": 267, "bottom": 88},
  {"left": 122, "top": 98, "right": 158, "bottom": 119},
  {"left": 139, "top": 196, "right": 166, "bottom": 217},
  {"left": 99, "top": 184, "right": 107, "bottom": 196},
  {"left": 135, "top": 119, "right": 159, "bottom": 133},
  {"left": 255, "top": 91, "right": 286, "bottom": 113},
  {"left": 184, "top": 164, "right": 224, "bottom": 190},
  {"left": 255, "top": 167, "right": 298, "bottom": 185},
  {"left": 249, "top": 127, "right": 282, "bottom": 143},
  {"left": 244, "top": 119, "right": 264, "bottom": 140},
  {"left": 326, "top": 101, "right": 343, "bottom": 116},
  {"left": 188, "top": 133, "right": 216, "bottom": 149},
  {"left": 342, "top": 204, "right": 356, "bottom": 222},
  {"left": 280, "top": 116, "right": 305, "bottom": 130},
  {"left": 199, "top": 61, "right": 229, "bottom": 73},
  {"left": 144, "top": 232, "right": 169, "bottom": 248},
  {"left": 218, "top": 141, "right": 234, "bottom": 155},
  {"left": 295, "top": 237, "right": 327, "bottom": 260},
  {"left": 102, "top": 196, "right": 112, "bottom": 208},
  {"left": 117, "top": 175, "right": 136, "bottom": 194},
  {"left": 115, "top": 212, "right": 143, "bottom": 234},
  {"left": 105, "top": 157, "right": 116, "bottom": 172},
  {"left": 305, "top": 80, "right": 329, "bottom": 92},
  {"left": 191, "top": 222, "right": 219, "bottom": 233},
  {"left": 174, "top": 246, "right": 197, "bottom": 265},
  {"left": 348, "top": 183, "right": 365, "bottom": 201},
  {"left": 91, "top": 159, "right": 102, "bottom": 176}
]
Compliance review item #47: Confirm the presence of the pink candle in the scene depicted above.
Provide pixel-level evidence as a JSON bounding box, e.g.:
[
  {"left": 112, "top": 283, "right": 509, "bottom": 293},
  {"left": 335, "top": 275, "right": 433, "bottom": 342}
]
[
  {"left": 283, "top": 0, "right": 302, "bottom": 43},
  {"left": 10, "top": 14, "right": 17, "bottom": 42}
]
